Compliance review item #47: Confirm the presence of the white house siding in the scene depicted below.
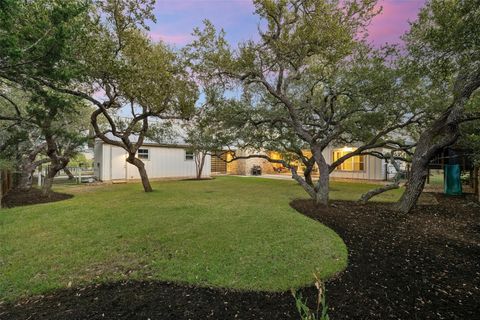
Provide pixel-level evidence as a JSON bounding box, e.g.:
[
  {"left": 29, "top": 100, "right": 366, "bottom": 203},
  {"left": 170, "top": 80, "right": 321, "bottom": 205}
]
[
  {"left": 95, "top": 143, "right": 211, "bottom": 181},
  {"left": 101, "top": 144, "right": 112, "bottom": 181},
  {"left": 93, "top": 141, "right": 103, "bottom": 180}
]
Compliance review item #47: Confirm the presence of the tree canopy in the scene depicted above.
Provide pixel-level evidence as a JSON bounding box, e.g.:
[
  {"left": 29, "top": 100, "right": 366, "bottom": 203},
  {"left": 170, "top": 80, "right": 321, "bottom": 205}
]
[{"left": 186, "top": 0, "right": 422, "bottom": 205}]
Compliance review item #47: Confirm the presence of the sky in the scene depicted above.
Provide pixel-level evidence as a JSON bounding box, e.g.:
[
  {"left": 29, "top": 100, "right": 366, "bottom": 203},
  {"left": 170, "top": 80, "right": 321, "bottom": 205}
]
[{"left": 148, "top": 0, "right": 427, "bottom": 47}]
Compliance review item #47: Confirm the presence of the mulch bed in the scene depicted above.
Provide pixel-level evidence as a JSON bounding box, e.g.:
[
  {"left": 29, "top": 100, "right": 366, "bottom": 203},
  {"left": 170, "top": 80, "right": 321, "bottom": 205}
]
[
  {"left": 1, "top": 188, "right": 73, "bottom": 208},
  {"left": 1, "top": 194, "right": 479, "bottom": 319},
  {"left": 291, "top": 194, "right": 480, "bottom": 320},
  {"left": 0, "top": 281, "right": 299, "bottom": 320}
]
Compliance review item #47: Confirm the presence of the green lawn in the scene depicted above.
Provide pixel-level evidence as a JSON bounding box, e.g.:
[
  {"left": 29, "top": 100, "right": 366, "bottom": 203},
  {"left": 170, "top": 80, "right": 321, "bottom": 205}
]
[
  {"left": 428, "top": 170, "right": 444, "bottom": 186},
  {"left": 0, "top": 176, "right": 402, "bottom": 301}
]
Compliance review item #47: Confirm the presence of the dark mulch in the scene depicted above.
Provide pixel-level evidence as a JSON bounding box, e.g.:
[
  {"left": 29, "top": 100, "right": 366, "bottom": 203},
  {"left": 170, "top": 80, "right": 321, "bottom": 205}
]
[
  {"left": 291, "top": 194, "right": 480, "bottom": 320},
  {"left": 0, "top": 281, "right": 299, "bottom": 320},
  {"left": 1, "top": 194, "right": 479, "bottom": 319},
  {"left": 1, "top": 188, "right": 73, "bottom": 208}
]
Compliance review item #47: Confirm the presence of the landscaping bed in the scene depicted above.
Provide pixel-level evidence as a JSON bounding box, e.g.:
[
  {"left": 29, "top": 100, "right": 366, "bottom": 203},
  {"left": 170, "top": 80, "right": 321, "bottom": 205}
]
[
  {"left": 292, "top": 194, "right": 480, "bottom": 319},
  {"left": 1, "top": 188, "right": 73, "bottom": 208},
  {"left": 1, "top": 190, "right": 478, "bottom": 319},
  {"left": 0, "top": 281, "right": 299, "bottom": 320}
]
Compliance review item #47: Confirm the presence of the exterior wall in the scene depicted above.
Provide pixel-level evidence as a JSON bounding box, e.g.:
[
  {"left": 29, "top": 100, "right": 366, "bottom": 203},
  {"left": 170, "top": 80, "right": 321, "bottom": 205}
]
[
  {"left": 93, "top": 141, "right": 103, "bottom": 180},
  {"left": 325, "top": 146, "right": 385, "bottom": 181},
  {"left": 97, "top": 143, "right": 211, "bottom": 181},
  {"left": 226, "top": 153, "right": 244, "bottom": 175},
  {"left": 230, "top": 146, "right": 388, "bottom": 181},
  {"left": 102, "top": 143, "right": 112, "bottom": 181},
  {"left": 226, "top": 149, "right": 275, "bottom": 175}
]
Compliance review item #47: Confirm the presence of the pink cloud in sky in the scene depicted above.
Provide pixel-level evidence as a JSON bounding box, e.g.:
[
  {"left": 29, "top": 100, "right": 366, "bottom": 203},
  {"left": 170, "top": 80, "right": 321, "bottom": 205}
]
[
  {"left": 150, "top": 0, "right": 258, "bottom": 46},
  {"left": 151, "top": 0, "right": 426, "bottom": 47},
  {"left": 149, "top": 31, "right": 192, "bottom": 45},
  {"left": 368, "top": 0, "right": 426, "bottom": 46}
]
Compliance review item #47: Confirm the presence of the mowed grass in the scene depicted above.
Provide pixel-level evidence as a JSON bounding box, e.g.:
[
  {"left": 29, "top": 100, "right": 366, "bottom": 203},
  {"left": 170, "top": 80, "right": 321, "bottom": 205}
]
[{"left": 0, "top": 176, "right": 402, "bottom": 301}]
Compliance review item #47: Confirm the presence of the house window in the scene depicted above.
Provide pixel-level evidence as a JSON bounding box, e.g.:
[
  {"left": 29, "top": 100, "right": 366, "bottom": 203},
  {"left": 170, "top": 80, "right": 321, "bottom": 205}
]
[
  {"left": 185, "top": 150, "right": 194, "bottom": 161},
  {"left": 138, "top": 148, "right": 149, "bottom": 160},
  {"left": 332, "top": 148, "right": 365, "bottom": 171}
]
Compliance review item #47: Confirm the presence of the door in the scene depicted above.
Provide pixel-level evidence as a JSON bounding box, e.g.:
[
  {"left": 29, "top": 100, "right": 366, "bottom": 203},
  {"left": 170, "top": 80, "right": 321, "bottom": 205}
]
[{"left": 111, "top": 146, "right": 127, "bottom": 180}]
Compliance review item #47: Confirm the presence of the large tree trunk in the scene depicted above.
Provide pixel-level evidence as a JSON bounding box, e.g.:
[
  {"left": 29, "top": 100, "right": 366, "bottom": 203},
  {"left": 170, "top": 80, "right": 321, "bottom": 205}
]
[
  {"left": 42, "top": 170, "right": 56, "bottom": 196},
  {"left": 394, "top": 157, "right": 429, "bottom": 213},
  {"left": 42, "top": 133, "right": 72, "bottom": 196},
  {"left": 17, "top": 164, "right": 36, "bottom": 191},
  {"left": 312, "top": 146, "right": 329, "bottom": 207},
  {"left": 315, "top": 158, "right": 330, "bottom": 206},
  {"left": 127, "top": 155, "right": 152, "bottom": 192},
  {"left": 42, "top": 164, "right": 64, "bottom": 196},
  {"left": 395, "top": 69, "right": 480, "bottom": 213},
  {"left": 394, "top": 104, "right": 462, "bottom": 213},
  {"left": 303, "top": 163, "right": 314, "bottom": 187},
  {"left": 290, "top": 154, "right": 329, "bottom": 206},
  {"left": 291, "top": 147, "right": 330, "bottom": 206},
  {"left": 16, "top": 144, "right": 49, "bottom": 191}
]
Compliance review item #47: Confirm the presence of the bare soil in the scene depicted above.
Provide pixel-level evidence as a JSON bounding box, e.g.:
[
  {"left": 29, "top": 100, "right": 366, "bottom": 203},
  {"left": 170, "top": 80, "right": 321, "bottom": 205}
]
[{"left": 1, "top": 193, "right": 479, "bottom": 319}]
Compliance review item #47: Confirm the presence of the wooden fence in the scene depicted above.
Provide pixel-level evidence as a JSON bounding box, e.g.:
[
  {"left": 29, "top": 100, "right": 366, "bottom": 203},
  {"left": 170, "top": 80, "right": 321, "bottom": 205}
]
[{"left": 0, "top": 169, "right": 13, "bottom": 207}]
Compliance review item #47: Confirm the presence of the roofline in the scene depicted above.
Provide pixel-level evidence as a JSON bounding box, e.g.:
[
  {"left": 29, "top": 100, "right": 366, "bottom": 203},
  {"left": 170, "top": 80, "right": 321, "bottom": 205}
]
[
  {"left": 95, "top": 139, "right": 192, "bottom": 149},
  {"left": 95, "top": 139, "right": 239, "bottom": 151}
]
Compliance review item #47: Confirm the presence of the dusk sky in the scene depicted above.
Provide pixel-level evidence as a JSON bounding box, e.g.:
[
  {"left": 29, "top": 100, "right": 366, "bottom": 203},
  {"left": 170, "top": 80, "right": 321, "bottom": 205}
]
[{"left": 149, "top": 0, "right": 426, "bottom": 47}]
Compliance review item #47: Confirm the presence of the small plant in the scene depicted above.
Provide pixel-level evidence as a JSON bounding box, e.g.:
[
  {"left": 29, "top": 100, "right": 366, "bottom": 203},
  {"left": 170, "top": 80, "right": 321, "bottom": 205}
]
[{"left": 291, "top": 274, "right": 329, "bottom": 320}]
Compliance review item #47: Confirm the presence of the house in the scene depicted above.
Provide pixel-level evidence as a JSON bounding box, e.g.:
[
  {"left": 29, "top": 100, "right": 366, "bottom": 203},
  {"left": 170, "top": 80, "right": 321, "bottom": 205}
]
[
  {"left": 93, "top": 138, "right": 211, "bottom": 182},
  {"left": 94, "top": 134, "right": 396, "bottom": 182},
  {"left": 216, "top": 146, "right": 400, "bottom": 181}
]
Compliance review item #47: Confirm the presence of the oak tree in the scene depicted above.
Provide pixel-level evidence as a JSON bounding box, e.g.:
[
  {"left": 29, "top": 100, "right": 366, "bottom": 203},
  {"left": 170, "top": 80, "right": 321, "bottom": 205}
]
[
  {"left": 394, "top": 0, "right": 480, "bottom": 212},
  {"left": 188, "top": 0, "right": 421, "bottom": 205}
]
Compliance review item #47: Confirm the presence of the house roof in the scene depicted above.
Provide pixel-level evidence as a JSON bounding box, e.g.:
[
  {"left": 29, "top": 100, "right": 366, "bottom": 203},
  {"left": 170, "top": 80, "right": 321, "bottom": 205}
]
[
  {"left": 95, "top": 120, "right": 191, "bottom": 148},
  {"left": 95, "top": 135, "right": 191, "bottom": 149}
]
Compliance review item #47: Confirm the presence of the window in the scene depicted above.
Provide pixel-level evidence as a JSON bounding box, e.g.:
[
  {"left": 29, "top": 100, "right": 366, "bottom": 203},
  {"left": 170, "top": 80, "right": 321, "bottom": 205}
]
[
  {"left": 332, "top": 148, "right": 365, "bottom": 171},
  {"left": 185, "top": 150, "right": 194, "bottom": 161},
  {"left": 138, "top": 148, "right": 149, "bottom": 160}
]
